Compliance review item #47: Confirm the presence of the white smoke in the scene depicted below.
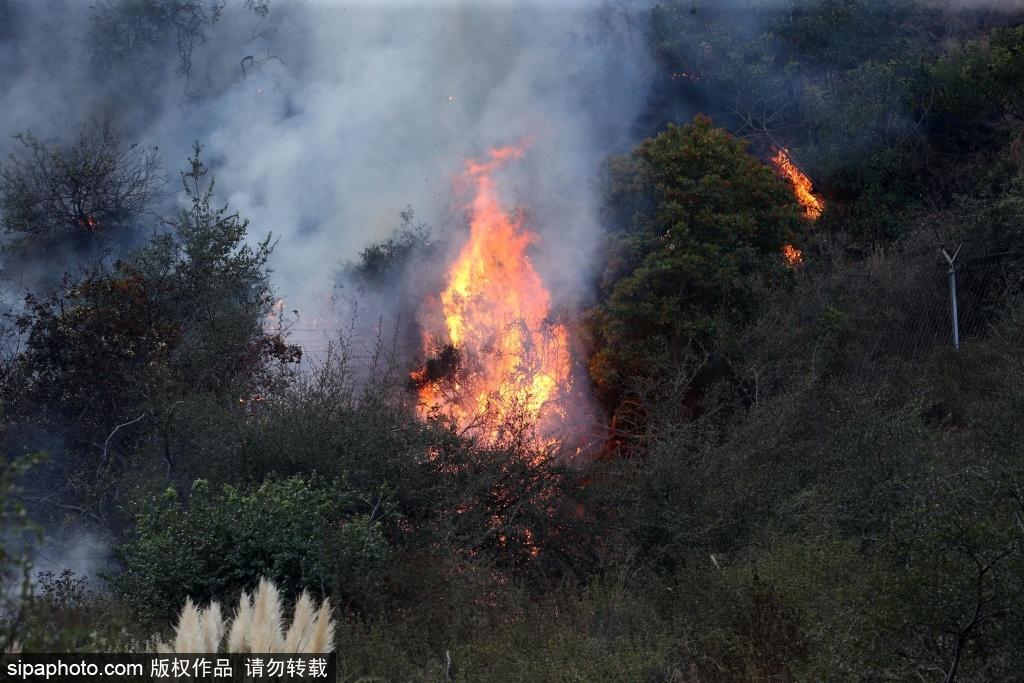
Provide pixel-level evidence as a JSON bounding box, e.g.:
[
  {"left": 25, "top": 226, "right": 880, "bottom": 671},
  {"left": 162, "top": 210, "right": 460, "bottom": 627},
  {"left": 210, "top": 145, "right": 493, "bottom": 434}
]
[
  {"left": 156, "top": 2, "right": 648, "bottom": 340},
  {"left": 0, "top": 0, "right": 652, "bottom": 351}
]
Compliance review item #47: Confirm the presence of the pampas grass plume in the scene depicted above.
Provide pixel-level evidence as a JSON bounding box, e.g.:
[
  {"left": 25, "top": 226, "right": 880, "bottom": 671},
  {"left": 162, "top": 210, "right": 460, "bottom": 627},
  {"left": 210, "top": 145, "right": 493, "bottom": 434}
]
[
  {"left": 283, "top": 590, "right": 316, "bottom": 653},
  {"left": 248, "top": 577, "right": 284, "bottom": 653},
  {"left": 199, "top": 602, "right": 223, "bottom": 653},
  {"left": 307, "top": 597, "right": 335, "bottom": 655},
  {"left": 172, "top": 597, "right": 203, "bottom": 653},
  {"left": 227, "top": 590, "right": 252, "bottom": 653},
  {"left": 153, "top": 578, "right": 335, "bottom": 654}
]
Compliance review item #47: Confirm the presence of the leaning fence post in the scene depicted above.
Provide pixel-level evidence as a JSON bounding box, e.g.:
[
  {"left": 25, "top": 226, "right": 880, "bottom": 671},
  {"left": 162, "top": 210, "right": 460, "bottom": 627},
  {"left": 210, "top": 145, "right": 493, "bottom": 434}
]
[{"left": 941, "top": 244, "right": 962, "bottom": 351}]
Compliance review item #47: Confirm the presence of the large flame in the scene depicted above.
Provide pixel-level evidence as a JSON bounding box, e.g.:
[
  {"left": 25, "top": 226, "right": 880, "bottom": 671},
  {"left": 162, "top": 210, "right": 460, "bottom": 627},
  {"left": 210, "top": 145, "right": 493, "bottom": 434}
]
[
  {"left": 414, "top": 145, "right": 571, "bottom": 446},
  {"left": 771, "top": 147, "right": 823, "bottom": 221}
]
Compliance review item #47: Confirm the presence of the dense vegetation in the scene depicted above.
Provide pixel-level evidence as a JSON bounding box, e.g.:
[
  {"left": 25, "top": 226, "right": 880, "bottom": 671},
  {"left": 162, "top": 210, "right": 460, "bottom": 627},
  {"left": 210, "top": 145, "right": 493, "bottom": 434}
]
[{"left": 3, "top": 1, "right": 1024, "bottom": 681}]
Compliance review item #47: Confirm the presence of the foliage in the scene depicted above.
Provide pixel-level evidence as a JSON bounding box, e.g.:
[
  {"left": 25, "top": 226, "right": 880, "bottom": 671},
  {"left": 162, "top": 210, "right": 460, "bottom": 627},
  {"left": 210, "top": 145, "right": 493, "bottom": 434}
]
[
  {"left": 0, "top": 451, "right": 42, "bottom": 652},
  {"left": 114, "top": 476, "right": 363, "bottom": 626},
  {"left": 6, "top": 3, "right": 1024, "bottom": 680},
  {"left": 644, "top": 0, "right": 954, "bottom": 246},
  {"left": 945, "top": 26, "right": 1024, "bottom": 127},
  {"left": 336, "top": 207, "right": 436, "bottom": 293},
  {"left": 586, "top": 115, "right": 801, "bottom": 414},
  {"left": 4, "top": 144, "right": 298, "bottom": 518},
  {"left": 12, "top": 570, "right": 131, "bottom": 652},
  {"left": 243, "top": 0, "right": 269, "bottom": 19},
  {"left": 90, "top": 0, "right": 226, "bottom": 80}
]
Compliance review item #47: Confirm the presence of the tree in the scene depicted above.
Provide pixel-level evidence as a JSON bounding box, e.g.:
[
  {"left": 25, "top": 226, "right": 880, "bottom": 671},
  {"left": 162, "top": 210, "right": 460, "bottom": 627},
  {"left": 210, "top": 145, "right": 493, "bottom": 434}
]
[
  {"left": 950, "top": 26, "right": 1024, "bottom": 127},
  {"left": 90, "top": 0, "right": 274, "bottom": 89},
  {"left": 6, "top": 144, "right": 299, "bottom": 516},
  {"left": 335, "top": 207, "right": 436, "bottom": 293},
  {"left": 90, "top": 0, "right": 225, "bottom": 82},
  {"left": 0, "top": 121, "right": 161, "bottom": 249},
  {"left": 587, "top": 115, "right": 802, "bottom": 419}
]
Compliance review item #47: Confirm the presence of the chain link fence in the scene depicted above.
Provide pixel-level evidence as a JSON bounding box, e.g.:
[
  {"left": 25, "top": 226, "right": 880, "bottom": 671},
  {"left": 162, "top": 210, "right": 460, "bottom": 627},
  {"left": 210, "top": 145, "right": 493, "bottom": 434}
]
[{"left": 807, "top": 247, "right": 1024, "bottom": 364}]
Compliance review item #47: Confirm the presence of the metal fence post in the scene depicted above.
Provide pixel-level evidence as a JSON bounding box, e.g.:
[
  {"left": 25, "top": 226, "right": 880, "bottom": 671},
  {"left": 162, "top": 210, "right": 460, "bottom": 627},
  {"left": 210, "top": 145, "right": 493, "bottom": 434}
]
[{"left": 942, "top": 245, "right": 962, "bottom": 351}]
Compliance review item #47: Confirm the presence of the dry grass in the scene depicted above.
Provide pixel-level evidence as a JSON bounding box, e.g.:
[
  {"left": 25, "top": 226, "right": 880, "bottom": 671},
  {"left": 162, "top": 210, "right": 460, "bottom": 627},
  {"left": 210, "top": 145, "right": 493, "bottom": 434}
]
[{"left": 152, "top": 578, "right": 334, "bottom": 654}]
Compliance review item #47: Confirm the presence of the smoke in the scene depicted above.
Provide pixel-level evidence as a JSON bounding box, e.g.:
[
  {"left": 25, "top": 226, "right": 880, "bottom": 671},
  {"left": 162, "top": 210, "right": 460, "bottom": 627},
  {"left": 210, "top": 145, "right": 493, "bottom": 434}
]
[
  {"left": 0, "top": 0, "right": 657, "bottom": 583},
  {"left": 179, "top": 0, "right": 651, "bottom": 344},
  {"left": 0, "top": 0, "right": 653, "bottom": 356},
  {"left": 29, "top": 528, "right": 116, "bottom": 584},
  {"left": 930, "top": 0, "right": 1024, "bottom": 7}
]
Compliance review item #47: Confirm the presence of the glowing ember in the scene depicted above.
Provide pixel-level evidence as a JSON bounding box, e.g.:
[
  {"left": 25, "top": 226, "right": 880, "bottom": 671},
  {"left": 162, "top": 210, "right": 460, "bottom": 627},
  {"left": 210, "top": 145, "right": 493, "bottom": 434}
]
[
  {"left": 78, "top": 215, "right": 99, "bottom": 232},
  {"left": 782, "top": 243, "right": 803, "bottom": 266},
  {"left": 771, "top": 147, "right": 824, "bottom": 221},
  {"left": 413, "top": 145, "right": 571, "bottom": 446}
]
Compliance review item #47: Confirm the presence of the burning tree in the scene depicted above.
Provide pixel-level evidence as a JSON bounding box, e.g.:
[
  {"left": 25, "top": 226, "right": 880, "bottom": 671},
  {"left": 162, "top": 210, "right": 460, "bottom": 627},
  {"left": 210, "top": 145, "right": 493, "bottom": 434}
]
[{"left": 0, "top": 120, "right": 161, "bottom": 247}]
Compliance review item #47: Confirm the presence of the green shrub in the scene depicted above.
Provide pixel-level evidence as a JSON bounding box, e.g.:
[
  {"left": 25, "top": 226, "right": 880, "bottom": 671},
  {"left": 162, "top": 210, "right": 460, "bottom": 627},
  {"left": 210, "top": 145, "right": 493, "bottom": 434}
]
[{"left": 114, "top": 476, "right": 365, "bottom": 625}]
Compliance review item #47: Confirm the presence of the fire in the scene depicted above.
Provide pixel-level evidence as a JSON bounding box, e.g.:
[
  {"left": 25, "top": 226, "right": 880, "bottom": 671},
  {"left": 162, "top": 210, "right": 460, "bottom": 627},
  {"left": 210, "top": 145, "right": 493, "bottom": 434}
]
[
  {"left": 413, "top": 145, "right": 571, "bottom": 446},
  {"left": 771, "top": 147, "right": 821, "bottom": 267},
  {"left": 771, "top": 147, "right": 823, "bottom": 221},
  {"left": 781, "top": 243, "right": 803, "bottom": 266}
]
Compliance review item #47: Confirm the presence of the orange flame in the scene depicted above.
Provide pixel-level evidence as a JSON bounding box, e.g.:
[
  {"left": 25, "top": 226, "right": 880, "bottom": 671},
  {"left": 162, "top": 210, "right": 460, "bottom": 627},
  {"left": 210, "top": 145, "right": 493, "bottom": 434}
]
[
  {"left": 771, "top": 148, "right": 823, "bottom": 221},
  {"left": 414, "top": 145, "right": 571, "bottom": 446},
  {"left": 781, "top": 243, "right": 803, "bottom": 266}
]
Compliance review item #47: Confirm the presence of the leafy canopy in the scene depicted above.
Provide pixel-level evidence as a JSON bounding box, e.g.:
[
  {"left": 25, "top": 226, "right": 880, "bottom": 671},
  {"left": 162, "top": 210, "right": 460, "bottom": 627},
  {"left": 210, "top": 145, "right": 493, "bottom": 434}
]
[{"left": 587, "top": 115, "right": 801, "bottom": 412}]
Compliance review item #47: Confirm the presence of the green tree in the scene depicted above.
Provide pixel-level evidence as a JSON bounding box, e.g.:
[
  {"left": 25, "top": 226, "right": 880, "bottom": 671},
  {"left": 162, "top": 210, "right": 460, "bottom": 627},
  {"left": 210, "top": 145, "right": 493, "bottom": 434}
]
[
  {"left": 587, "top": 115, "right": 801, "bottom": 417},
  {"left": 335, "top": 207, "right": 436, "bottom": 293},
  {"left": 946, "top": 26, "right": 1024, "bottom": 126}
]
